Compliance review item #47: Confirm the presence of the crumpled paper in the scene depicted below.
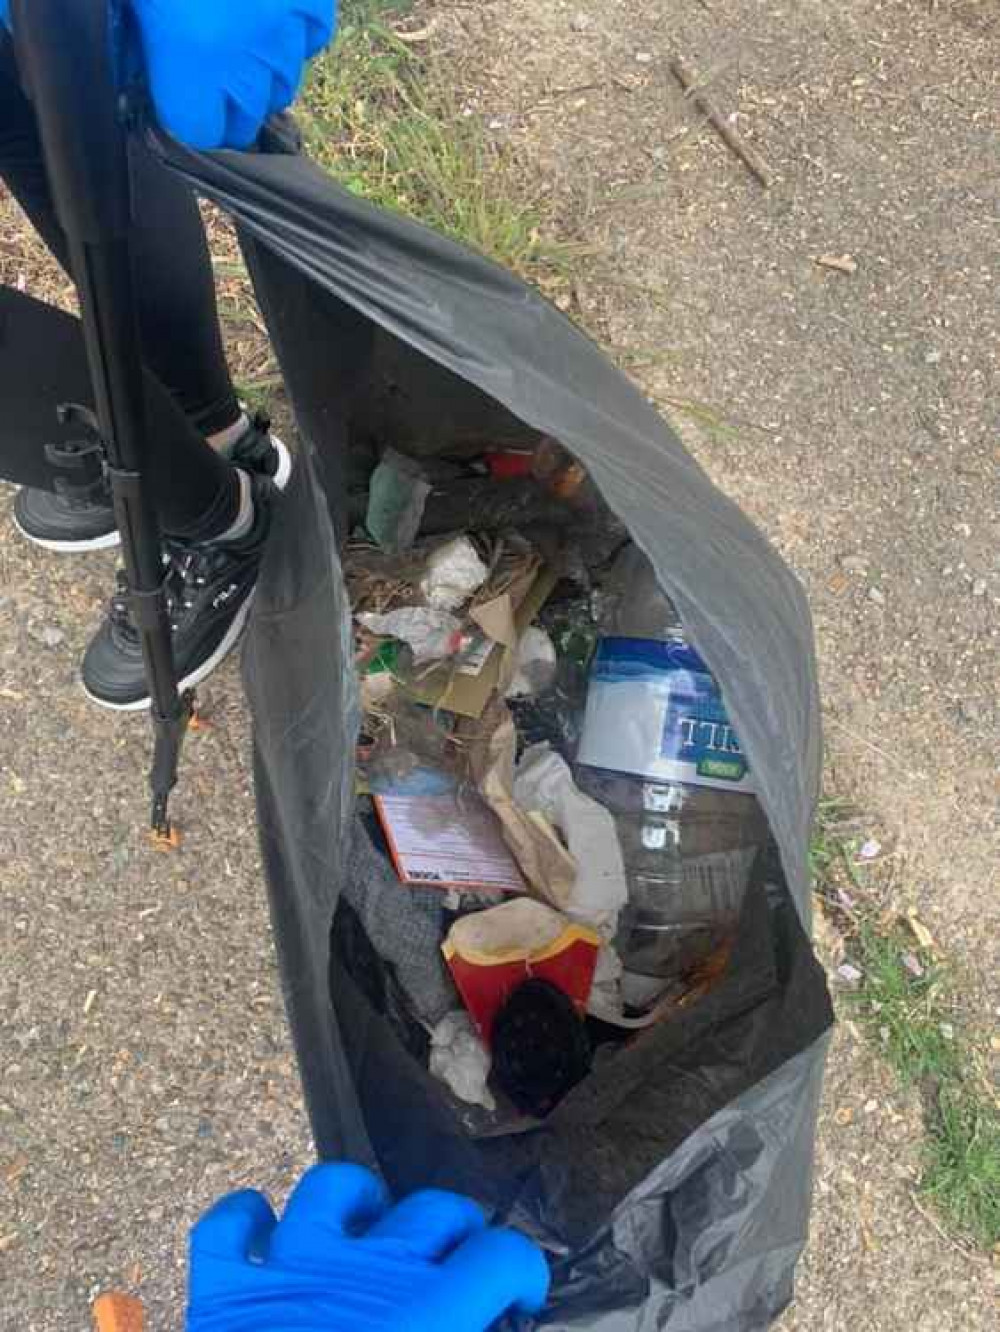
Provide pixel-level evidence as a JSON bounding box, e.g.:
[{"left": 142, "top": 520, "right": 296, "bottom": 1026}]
[
  {"left": 469, "top": 705, "right": 577, "bottom": 910},
  {"left": 512, "top": 743, "right": 628, "bottom": 931},
  {"left": 420, "top": 536, "right": 489, "bottom": 610}
]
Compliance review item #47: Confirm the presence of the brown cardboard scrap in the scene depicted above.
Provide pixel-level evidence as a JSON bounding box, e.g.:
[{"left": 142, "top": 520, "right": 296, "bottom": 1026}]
[{"left": 409, "top": 565, "right": 559, "bottom": 718}]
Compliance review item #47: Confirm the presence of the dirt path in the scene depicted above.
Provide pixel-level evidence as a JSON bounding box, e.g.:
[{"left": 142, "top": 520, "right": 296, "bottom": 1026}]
[
  {"left": 0, "top": 539, "right": 312, "bottom": 1327},
  {"left": 3, "top": 0, "right": 999, "bottom": 1326}
]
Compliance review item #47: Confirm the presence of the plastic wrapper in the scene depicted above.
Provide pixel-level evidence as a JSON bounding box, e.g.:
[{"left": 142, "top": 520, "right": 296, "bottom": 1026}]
[
  {"left": 357, "top": 606, "right": 461, "bottom": 662},
  {"left": 506, "top": 626, "right": 558, "bottom": 700},
  {"left": 133, "top": 118, "right": 833, "bottom": 1330},
  {"left": 365, "top": 448, "right": 432, "bottom": 552},
  {"left": 430, "top": 1012, "right": 496, "bottom": 1111}
]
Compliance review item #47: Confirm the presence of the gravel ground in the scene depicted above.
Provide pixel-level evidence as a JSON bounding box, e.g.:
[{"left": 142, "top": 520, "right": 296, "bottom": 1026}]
[
  {"left": 3, "top": 0, "right": 1000, "bottom": 1327},
  {"left": 0, "top": 531, "right": 312, "bottom": 1328}
]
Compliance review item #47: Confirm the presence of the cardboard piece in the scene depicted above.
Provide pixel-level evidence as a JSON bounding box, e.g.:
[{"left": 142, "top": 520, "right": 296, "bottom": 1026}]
[
  {"left": 409, "top": 565, "right": 559, "bottom": 718},
  {"left": 373, "top": 791, "right": 527, "bottom": 894},
  {"left": 469, "top": 705, "right": 577, "bottom": 910}
]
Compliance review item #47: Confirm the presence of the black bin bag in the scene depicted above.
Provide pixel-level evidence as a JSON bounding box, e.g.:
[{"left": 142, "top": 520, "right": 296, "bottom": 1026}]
[{"left": 156, "top": 123, "right": 834, "bottom": 1331}]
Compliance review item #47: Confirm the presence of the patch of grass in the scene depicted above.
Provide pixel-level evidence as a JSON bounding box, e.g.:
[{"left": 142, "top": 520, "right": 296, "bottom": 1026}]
[
  {"left": 851, "top": 922, "right": 962, "bottom": 1085},
  {"left": 812, "top": 808, "right": 1000, "bottom": 1252},
  {"left": 808, "top": 796, "right": 855, "bottom": 883},
  {"left": 298, "top": 0, "right": 576, "bottom": 286},
  {"left": 232, "top": 374, "right": 284, "bottom": 419},
  {"left": 924, "top": 1086, "right": 1000, "bottom": 1248},
  {"left": 657, "top": 395, "right": 739, "bottom": 443}
]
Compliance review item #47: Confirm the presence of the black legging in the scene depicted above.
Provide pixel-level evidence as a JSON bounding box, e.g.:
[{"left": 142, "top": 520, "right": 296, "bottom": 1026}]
[{"left": 0, "top": 34, "right": 239, "bottom": 542}]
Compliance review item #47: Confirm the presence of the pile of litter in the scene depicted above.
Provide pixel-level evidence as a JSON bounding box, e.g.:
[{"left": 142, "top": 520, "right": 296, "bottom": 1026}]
[{"left": 346, "top": 437, "right": 769, "bottom": 1126}]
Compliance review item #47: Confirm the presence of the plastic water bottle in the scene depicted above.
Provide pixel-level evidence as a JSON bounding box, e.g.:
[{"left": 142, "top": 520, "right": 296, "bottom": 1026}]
[{"left": 574, "top": 547, "right": 769, "bottom": 986}]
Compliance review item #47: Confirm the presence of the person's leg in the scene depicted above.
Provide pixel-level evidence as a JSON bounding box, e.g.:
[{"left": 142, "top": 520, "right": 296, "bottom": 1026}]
[
  {"left": 0, "top": 287, "right": 239, "bottom": 540},
  {"left": 0, "top": 32, "right": 242, "bottom": 442},
  {"left": 0, "top": 32, "right": 289, "bottom": 558},
  {"left": 0, "top": 35, "right": 283, "bottom": 707},
  {"left": 0, "top": 285, "right": 276, "bottom": 707}
]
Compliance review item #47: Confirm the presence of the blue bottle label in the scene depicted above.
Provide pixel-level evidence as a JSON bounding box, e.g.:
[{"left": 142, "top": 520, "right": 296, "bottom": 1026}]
[{"left": 578, "top": 637, "right": 753, "bottom": 792}]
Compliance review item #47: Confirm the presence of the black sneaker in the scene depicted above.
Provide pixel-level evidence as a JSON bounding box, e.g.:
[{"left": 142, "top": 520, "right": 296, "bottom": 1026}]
[
  {"left": 229, "top": 413, "right": 293, "bottom": 490},
  {"left": 12, "top": 414, "right": 290, "bottom": 553},
  {"left": 80, "top": 473, "right": 275, "bottom": 711},
  {"left": 12, "top": 484, "right": 119, "bottom": 553}
]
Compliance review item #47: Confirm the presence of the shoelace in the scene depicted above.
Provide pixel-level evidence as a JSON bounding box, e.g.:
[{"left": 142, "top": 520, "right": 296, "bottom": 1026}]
[{"left": 108, "top": 545, "right": 223, "bottom": 646}]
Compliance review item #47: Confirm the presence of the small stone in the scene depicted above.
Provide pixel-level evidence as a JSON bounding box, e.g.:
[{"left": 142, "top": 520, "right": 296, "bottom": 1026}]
[
  {"left": 816, "top": 252, "right": 858, "bottom": 275},
  {"left": 924, "top": 349, "right": 942, "bottom": 365},
  {"left": 972, "top": 579, "right": 987, "bottom": 598},
  {"left": 940, "top": 1022, "right": 955, "bottom": 1041},
  {"left": 858, "top": 838, "right": 881, "bottom": 860},
  {"left": 841, "top": 555, "right": 867, "bottom": 574},
  {"left": 905, "top": 912, "right": 936, "bottom": 950},
  {"left": 901, "top": 951, "right": 925, "bottom": 979},
  {"left": 868, "top": 586, "right": 886, "bottom": 606},
  {"left": 835, "top": 962, "right": 863, "bottom": 988},
  {"left": 29, "top": 624, "right": 64, "bottom": 648},
  {"left": 570, "top": 12, "right": 591, "bottom": 31},
  {"left": 635, "top": 51, "right": 654, "bottom": 64}
]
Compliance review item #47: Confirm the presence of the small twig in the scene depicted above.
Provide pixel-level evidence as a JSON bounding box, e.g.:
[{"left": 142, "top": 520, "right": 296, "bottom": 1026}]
[
  {"left": 392, "top": 20, "right": 437, "bottom": 45},
  {"left": 907, "top": 1192, "right": 988, "bottom": 1268},
  {"left": 670, "top": 54, "right": 776, "bottom": 188},
  {"left": 826, "top": 716, "right": 920, "bottom": 781}
]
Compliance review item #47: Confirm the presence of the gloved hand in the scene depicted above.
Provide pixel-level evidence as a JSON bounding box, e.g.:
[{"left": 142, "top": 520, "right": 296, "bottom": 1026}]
[
  {"left": 0, "top": 1, "right": 335, "bottom": 149},
  {"left": 130, "top": 0, "right": 337, "bottom": 149},
  {"left": 187, "top": 1162, "right": 551, "bottom": 1332}
]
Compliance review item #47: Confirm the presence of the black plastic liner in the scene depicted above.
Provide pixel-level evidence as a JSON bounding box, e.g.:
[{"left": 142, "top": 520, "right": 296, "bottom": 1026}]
[{"left": 146, "top": 122, "right": 833, "bottom": 1330}]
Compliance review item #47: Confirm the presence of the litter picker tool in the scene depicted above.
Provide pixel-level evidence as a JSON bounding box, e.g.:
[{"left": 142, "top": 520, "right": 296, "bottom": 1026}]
[{"left": 11, "top": 0, "right": 192, "bottom": 845}]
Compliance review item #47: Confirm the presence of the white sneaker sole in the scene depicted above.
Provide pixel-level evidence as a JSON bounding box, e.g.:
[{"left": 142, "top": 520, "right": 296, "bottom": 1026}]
[
  {"left": 81, "top": 589, "right": 256, "bottom": 713},
  {"left": 13, "top": 514, "right": 121, "bottom": 552},
  {"left": 16, "top": 435, "right": 292, "bottom": 555},
  {"left": 271, "top": 435, "right": 293, "bottom": 491}
]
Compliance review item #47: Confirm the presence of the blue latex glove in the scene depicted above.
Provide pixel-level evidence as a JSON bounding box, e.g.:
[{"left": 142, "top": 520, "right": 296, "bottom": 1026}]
[
  {"left": 187, "top": 1163, "right": 551, "bottom": 1331},
  {"left": 0, "top": 1, "right": 335, "bottom": 148},
  {"left": 130, "top": 0, "right": 337, "bottom": 149}
]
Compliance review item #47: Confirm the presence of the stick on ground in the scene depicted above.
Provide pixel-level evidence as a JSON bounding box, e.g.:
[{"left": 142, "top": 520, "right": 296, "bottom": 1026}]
[{"left": 670, "top": 55, "right": 776, "bottom": 188}]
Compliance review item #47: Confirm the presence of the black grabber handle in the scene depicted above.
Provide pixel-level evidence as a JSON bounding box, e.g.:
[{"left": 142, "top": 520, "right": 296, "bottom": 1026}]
[{"left": 11, "top": 0, "right": 192, "bottom": 845}]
